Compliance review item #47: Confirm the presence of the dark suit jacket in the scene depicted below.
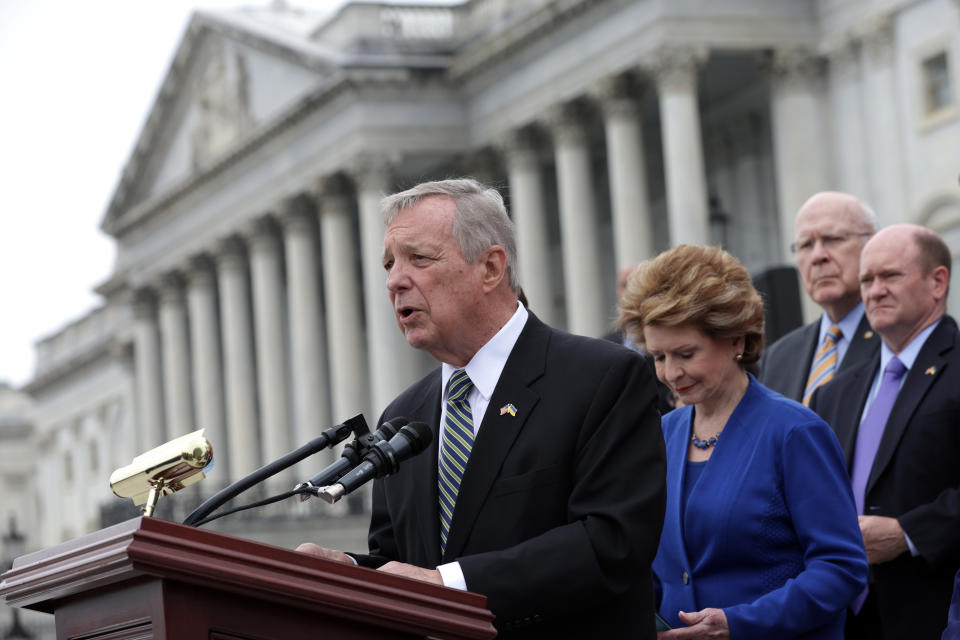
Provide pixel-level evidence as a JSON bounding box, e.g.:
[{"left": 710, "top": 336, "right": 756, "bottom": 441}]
[
  {"left": 759, "top": 313, "right": 879, "bottom": 402},
  {"left": 360, "top": 313, "right": 667, "bottom": 639},
  {"left": 810, "top": 316, "right": 960, "bottom": 639},
  {"left": 602, "top": 330, "right": 676, "bottom": 415}
]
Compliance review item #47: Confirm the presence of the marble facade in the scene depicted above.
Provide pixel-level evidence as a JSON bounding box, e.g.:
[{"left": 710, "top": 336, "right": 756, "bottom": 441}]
[{"left": 10, "top": 0, "right": 960, "bottom": 563}]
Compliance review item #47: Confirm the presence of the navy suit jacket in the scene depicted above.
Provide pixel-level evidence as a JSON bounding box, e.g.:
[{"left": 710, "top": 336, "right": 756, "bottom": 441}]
[
  {"left": 654, "top": 377, "right": 867, "bottom": 639},
  {"left": 360, "top": 313, "right": 667, "bottom": 639},
  {"left": 759, "top": 314, "right": 879, "bottom": 402},
  {"left": 811, "top": 316, "right": 960, "bottom": 639}
]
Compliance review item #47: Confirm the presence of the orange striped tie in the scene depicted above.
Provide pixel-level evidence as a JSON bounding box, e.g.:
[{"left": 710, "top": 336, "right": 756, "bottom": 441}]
[{"left": 803, "top": 325, "right": 842, "bottom": 406}]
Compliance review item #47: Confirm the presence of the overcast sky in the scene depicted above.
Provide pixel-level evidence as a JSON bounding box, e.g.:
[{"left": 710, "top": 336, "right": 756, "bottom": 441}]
[{"left": 0, "top": 0, "right": 375, "bottom": 387}]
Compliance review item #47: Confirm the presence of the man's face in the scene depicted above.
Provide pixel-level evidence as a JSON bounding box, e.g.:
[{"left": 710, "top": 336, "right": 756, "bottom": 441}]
[
  {"left": 382, "top": 196, "right": 485, "bottom": 362},
  {"left": 794, "top": 196, "right": 872, "bottom": 318},
  {"left": 859, "top": 230, "right": 943, "bottom": 350}
]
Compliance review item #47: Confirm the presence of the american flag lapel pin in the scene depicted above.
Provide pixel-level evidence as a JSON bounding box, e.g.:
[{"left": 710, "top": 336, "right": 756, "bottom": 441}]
[{"left": 499, "top": 403, "right": 517, "bottom": 417}]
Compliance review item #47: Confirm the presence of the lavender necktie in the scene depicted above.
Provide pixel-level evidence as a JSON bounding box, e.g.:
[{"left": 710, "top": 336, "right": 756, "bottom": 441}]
[{"left": 849, "top": 356, "right": 907, "bottom": 614}]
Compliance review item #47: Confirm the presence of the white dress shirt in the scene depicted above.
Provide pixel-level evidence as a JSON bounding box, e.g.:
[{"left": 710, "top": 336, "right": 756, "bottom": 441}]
[{"left": 436, "top": 302, "right": 528, "bottom": 589}]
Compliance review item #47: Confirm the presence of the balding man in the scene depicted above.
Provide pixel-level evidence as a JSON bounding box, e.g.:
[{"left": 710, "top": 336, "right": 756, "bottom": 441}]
[
  {"left": 811, "top": 224, "right": 960, "bottom": 639},
  {"left": 760, "top": 192, "right": 880, "bottom": 404}
]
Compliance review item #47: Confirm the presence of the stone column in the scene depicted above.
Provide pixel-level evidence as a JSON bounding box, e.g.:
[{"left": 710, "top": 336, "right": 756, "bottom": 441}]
[
  {"left": 216, "top": 236, "right": 261, "bottom": 479},
  {"left": 501, "top": 127, "right": 557, "bottom": 324},
  {"left": 862, "top": 14, "right": 907, "bottom": 226},
  {"left": 354, "top": 162, "right": 423, "bottom": 415},
  {"left": 318, "top": 176, "right": 369, "bottom": 422},
  {"left": 132, "top": 288, "right": 166, "bottom": 449},
  {"left": 547, "top": 100, "right": 607, "bottom": 338},
  {"left": 826, "top": 38, "right": 871, "bottom": 201},
  {"left": 158, "top": 272, "right": 194, "bottom": 439},
  {"left": 704, "top": 127, "right": 738, "bottom": 250},
  {"left": 729, "top": 115, "right": 778, "bottom": 269},
  {"left": 768, "top": 47, "right": 831, "bottom": 259},
  {"left": 594, "top": 73, "right": 655, "bottom": 267},
  {"left": 281, "top": 196, "right": 332, "bottom": 448},
  {"left": 652, "top": 46, "right": 710, "bottom": 247},
  {"left": 249, "top": 216, "right": 293, "bottom": 486},
  {"left": 109, "top": 341, "right": 139, "bottom": 466},
  {"left": 186, "top": 254, "right": 227, "bottom": 480}
]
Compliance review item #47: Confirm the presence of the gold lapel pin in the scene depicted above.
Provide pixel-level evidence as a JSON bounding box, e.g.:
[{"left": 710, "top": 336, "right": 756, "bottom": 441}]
[
  {"left": 864, "top": 331, "right": 874, "bottom": 339},
  {"left": 499, "top": 403, "right": 517, "bottom": 417},
  {"left": 925, "top": 366, "right": 936, "bottom": 376}
]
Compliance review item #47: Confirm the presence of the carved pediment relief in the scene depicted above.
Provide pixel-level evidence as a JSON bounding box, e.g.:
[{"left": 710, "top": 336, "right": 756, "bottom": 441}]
[{"left": 191, "top": 36, "right": 255, "bottom": 172}]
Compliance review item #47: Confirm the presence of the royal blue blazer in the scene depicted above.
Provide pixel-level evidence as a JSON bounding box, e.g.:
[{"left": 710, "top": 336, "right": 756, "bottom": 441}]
[{"left": 653, "top": 376, "right": 868, "bottom": 639}]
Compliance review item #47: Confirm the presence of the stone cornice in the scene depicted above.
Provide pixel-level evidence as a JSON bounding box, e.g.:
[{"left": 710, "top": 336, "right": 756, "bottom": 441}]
[
  {"left": 102, "top": 65, "right": 430, "bottom": 241},
  {"left": 101, "top": 13, "right": 341, "bottom": 235},
  {"left": 449, "top": 0, "right": 611, "bottom": 80},
  {"left": 101, "top": 9, "right": 451, "bottom": 241},
  {"left": 23, "top": 340, "right": 120, "bottom": 396},
  {"left": 819, "top": 10, "right": 896, "bottom": 67}
]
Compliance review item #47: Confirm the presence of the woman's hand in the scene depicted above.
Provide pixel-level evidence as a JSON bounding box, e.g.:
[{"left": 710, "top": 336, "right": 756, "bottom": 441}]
[{"left": 658, "top": 609, "right": 729, "bottom": 639}]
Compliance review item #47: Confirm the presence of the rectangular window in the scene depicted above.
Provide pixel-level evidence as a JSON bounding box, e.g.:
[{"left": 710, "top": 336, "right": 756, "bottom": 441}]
[{"left": 922, "top": 51, "right": 953, "bottom": 115}]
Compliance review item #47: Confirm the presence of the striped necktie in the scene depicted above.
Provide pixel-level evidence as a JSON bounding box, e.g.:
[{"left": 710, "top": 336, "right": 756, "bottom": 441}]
[
  {"left": 803, "top": 324, "right": 842, "bottom": 406},
  {"left": 439, "top": 369, "right": 475, "bottom": 554}
]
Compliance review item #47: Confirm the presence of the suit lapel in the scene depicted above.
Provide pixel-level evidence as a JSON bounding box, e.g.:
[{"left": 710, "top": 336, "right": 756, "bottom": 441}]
[
  {"left": 840, "top": 315, "right": 879, "bottom": 372},
  {"left": 792, "top": 323, "right": 821, "bottom": 401},
  {"left": 441, "top": 314, "right": 547, "bottom": 561},
  {"left": 867, "top": 320, "right": 954, "bottom": 496},
  {"left": 403, "top": 372, "right": 444, "bottom": 566}
]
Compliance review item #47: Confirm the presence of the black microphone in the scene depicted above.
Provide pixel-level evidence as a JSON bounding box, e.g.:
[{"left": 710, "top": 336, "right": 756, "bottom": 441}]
[
  {"left": 182, "top": 414, "right": 368, "bottom": 527},
  {"left": 295, "top": 416, "right": 410, "bottom": 501},
  {"left": 316, "top": 422, "right": 432, "bottom": 504}
]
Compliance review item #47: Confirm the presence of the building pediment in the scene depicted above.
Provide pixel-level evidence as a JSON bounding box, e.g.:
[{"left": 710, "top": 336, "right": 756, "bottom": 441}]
[{"left": 101, "top": 8, "right": 339, "bottom": 237}]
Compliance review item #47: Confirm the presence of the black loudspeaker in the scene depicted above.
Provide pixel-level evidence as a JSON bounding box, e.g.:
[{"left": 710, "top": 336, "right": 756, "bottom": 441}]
[{"left": 752, "top": 265, "right": 804, "bottom": 345}]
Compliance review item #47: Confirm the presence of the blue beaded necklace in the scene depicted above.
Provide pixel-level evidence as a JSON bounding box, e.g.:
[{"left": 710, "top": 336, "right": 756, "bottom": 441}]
[{"left": 691, "top": 432, "right": 720, "bottom": 450}]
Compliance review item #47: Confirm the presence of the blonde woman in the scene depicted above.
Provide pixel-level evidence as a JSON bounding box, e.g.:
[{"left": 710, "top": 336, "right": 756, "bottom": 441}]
[{"left": 620, "top": 245, "right": 867, "bottom": 639}]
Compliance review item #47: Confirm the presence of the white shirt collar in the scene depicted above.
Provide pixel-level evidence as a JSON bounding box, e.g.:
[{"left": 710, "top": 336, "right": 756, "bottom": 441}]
[
  {"left": 819, "top": 302, "right": 865, "bottom": 344},
  {"left": 441, "top": 302, "right": 528, "bottom": 402},
  {"left": 878, "top": 317, "right": 942, "bottom": 373}
]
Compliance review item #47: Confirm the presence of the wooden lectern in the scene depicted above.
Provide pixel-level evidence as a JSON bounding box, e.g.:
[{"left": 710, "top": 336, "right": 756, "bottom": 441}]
[{"left": 0, "top": 517, "right": 496, "bottom": 639}]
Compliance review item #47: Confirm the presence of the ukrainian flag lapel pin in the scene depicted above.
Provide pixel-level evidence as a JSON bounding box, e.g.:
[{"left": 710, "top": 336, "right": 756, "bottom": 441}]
[
  {"left": 499, "top": 403, "right": 517, "bottom": 417},
  {"left": 925, "top": 366, "right": 936, "bottom": 376}
]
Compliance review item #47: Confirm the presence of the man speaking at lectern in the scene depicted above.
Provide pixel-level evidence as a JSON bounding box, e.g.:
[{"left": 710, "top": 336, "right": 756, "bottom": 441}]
[{"left": 297, "top": 178, "right": 667, "bottom": 639}]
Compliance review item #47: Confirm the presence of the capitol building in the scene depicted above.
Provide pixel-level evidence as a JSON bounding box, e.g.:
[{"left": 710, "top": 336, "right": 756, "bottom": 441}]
[{"left": 2, "top": 0, "right": 959, "bottom": 632}]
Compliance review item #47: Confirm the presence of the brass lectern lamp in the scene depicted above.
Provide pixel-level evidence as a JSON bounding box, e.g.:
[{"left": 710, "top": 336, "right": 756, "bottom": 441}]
[
  {"left": 109, "top": 430, "right": 213, "bottom": 517},
  {"left": 107, "top": 415, "right": 376, "bottom": 525}
]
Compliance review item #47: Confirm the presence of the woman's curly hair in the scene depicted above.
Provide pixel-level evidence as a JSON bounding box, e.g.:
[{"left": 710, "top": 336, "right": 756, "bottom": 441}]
[{"left": 617, "top": 245, "right": 765, "bottom": 365}]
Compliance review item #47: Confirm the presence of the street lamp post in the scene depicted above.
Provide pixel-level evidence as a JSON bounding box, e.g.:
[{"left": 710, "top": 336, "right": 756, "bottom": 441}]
[{"left": 2, "top": 517, "right": 33, "bottom": 639}]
